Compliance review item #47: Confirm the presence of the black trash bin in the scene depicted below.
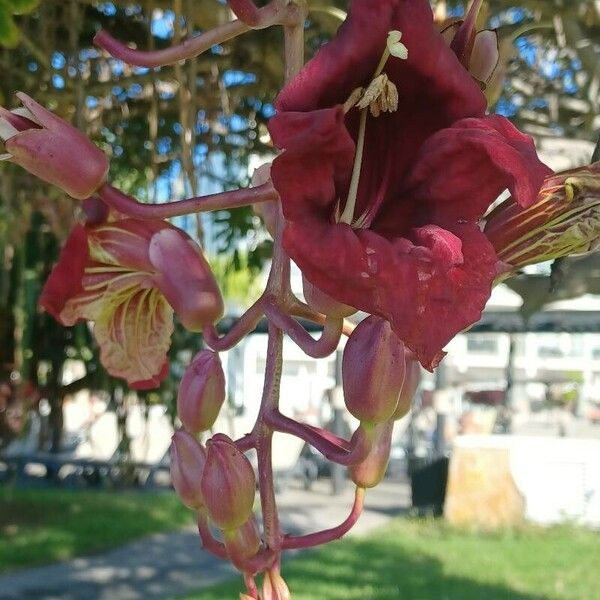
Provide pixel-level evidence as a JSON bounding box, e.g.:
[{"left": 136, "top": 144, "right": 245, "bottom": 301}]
[{"left": 409, "top": 456, "right": 449, "bottom": 516}]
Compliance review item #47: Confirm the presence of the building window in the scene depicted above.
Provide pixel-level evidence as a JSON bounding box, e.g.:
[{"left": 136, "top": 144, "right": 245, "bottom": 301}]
[
  {"left": 467, "top": 337, "right": 499, "bottom": 354},
  {"left": 538, "top": 346, "right": 563, "bottom": 359}
]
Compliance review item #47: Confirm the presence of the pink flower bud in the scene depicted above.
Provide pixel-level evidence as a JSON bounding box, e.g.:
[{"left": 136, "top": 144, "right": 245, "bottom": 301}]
[
  {"left": 302, "top": 275, "right": 356, "bottom": 319},
  {"left": 170, "top": 430, "right": 207, "bottom": 510},
  {"left": 223, "top": 516, "right": 261, "bottom": 571},
  {"left": 441, "top": 0, "right": 500, "bottom": 86},
  {"left": 262, "top": 569, "right": 291, "bottom": 600},
  {"left": 177, "top": 350, "right": 226, "bottom": 434},
  {"left": 342, "top": 316, "right": 406, "bottom": 423},
  {"left": 201, "top": 434, "right": 256, "bottom": 530},
  {"left": 349, "top": 421, "right": 394, "bottom": 488},
  {"left": 149, "top": 229, "right": 224, "bottom": 331},
  {"left": 391, "top": 352, "right": 420, "bottom": 420},
  {"left": 0, "top": 93, "right": 109, "bottom": 199}
]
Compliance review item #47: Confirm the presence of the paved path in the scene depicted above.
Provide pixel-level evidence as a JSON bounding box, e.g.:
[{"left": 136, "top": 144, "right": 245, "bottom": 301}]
[{"left": 0, "top": 480, "right": 410, "bottom": 600}]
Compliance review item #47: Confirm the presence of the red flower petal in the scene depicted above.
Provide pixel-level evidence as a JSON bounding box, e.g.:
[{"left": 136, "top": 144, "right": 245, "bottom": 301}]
[
  {"left": 131, "top": 361, "right": 169, "bottom": 390},
  {"left": 276, "top": 0, "right": 484, "bottom": 121},
  {"left": 284, "top": 220, "right": 497, "bottom": 370},
  {"left": 377, "top": 115, "right": 552, "bottom": 230},
  {"left": 269, "top": 107, "right": 354, "bottom": 221},
  {"left": 39, "top": 225, "right": 88, "bottom": 322}
]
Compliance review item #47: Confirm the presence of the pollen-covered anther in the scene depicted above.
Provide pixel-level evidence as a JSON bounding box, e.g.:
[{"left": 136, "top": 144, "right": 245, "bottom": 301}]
[{"left": 356, "top": 74, "right": 399, "bottom": 117}]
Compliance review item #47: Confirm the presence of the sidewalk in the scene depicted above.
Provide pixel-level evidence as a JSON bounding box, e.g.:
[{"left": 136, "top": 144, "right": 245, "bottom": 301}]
[{"left": 0, "top": 480, "right": 410, "bottom": 600}]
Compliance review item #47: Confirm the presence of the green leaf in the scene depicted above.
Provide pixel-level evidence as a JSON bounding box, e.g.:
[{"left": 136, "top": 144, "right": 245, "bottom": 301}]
[
  {"left": 0, "top": 8, "right": 20, "bottom": 48},
  {"left": 7, "top": 0, "right": 39, "bottom": 16}
]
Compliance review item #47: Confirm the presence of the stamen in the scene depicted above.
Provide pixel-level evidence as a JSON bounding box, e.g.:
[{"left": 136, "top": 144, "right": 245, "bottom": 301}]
[
  {"left": 356, "top": 74, "right": 399, "bottom": 117},
  {"left": 339, "top": 108, "right": 368, "bottom": 225},
  {"left": 338, "top": 31, "right": 408, "bottom": 226}
]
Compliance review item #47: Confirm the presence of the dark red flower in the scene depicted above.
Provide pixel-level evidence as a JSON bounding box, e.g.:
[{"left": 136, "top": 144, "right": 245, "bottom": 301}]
[{"left": 269, "top": 0, "right": 551, "bottom": 369}]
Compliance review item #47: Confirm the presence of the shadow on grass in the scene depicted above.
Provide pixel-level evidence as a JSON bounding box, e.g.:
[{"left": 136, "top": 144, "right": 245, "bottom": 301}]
[
  {"left": 193, "top": 534, "right": 546, "bottom": 600},
  {"left": 297, "top": 537, "right": 545, "bottom": 600}
]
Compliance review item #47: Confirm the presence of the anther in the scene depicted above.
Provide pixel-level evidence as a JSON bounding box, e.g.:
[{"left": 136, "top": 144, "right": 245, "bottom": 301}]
[{"left": 356, "top": 74, "right": 399, "bottom": 117}]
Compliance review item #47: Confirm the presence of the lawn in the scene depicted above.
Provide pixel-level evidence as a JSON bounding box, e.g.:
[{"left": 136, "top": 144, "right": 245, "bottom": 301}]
[
  {"left": 185, "top": 518, "right": 600, "bottom": 600},
  {"left": 0, "top": 486, "right": 191, "bottom": 572}
]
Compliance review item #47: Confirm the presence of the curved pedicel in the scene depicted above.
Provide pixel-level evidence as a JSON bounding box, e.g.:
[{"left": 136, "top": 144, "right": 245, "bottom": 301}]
[
  {"left": 264, "top": 300, "right": 343, "bottom": 358},
  {"left": 94, "top": 0, "right": 298, "bottom": 68},
  {"left": 264, "top": 410, "right": 373, "bottom": 466},
  {"left": 203, "top": 297, "right": 266, "bottom": 352},
  {"left": 99, "top": 183, "right": 278, "bottom": 221},
  {"left": 282, "top": 487, "right": 365, "bottom": 550}
]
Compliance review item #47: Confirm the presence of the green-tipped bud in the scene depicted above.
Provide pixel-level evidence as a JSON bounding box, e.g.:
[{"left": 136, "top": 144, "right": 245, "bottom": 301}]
[
  {"left": 201, "top": 433, "right": 256, "bottom": 530},
  {"left": 170, "top": 430, "right": 207, "bottom": 510},
  {"left": 177, "top": 350, "right": 226, "bottom": 434},
  {"left": 223, "top": 516, "right": 262, "bottom": 571},
  {"left": 485, "top": 163, "right": 600, "bottom": 277},
  {"left": 342, "top": 316, "right": 406, "bottom": 423},
  {"left": 391, "top": 352, "right": 420, "bottom": 420},
  {"left": 349, "top": 421, "right": 394, "bottom": 488}
]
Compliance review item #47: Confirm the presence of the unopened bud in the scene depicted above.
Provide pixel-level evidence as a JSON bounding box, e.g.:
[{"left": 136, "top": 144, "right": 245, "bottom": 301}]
[
  {"left": 0, "top": 93, "right": 109, "bottom": 199},
  {"left": 224, "top": 516, "right": 261, "bottom": 571},
  {"left": 149, "top": 229, "right": 224, "bottom": 331},
  {"left": 391, "top": 352, "right": 420, "bottom": 420},
  {"left": 170, "top": 430, "right": 207, "bottom": 510},
  {"left": 201, "top": 433, "right": 256, "bottom": 529},
  {"left": 349, "top": 421, "right": 394, "bottom": 488},
  {"left": 178, "top": 350, "right": 226, "bottom": 434},
  {"left": 342, "top": 316, "right": 405, "bottom": 423},
  {"left": 262, "top": 569, "right": 291, "bottom": 600},
  {"left": 485, "top": 163, "right": 600, "bottom": 276},
  {"left": 302, "top": 275, "right": 355, "bottom": 319}
]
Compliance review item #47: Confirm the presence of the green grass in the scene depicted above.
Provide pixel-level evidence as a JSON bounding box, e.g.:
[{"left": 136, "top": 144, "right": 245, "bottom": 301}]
[
  {"left": 0, "top": 486, "right": 191, "bottom": 572},
  {"left": 186, "top": 518, "right": 600, "bottom": 600}
]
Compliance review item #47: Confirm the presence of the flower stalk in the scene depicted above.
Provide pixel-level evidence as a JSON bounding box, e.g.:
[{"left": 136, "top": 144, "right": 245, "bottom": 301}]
[
  {"left": 26, "top": 1, "right": 591, "bottom": 598},
  {"left": 98, "top": 182, "right": 278, "bottom": 221}
]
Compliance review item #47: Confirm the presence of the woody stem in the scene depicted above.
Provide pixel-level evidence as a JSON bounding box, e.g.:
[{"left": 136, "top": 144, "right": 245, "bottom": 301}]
[{"left": 253, "top": 0, "right": 306, "bottom": 560}]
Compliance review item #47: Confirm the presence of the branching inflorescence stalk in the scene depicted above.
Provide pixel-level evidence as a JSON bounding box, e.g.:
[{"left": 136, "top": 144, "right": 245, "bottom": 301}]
[{"left": 93, "top": 0, "right": 374, "bottom": 595}]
